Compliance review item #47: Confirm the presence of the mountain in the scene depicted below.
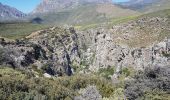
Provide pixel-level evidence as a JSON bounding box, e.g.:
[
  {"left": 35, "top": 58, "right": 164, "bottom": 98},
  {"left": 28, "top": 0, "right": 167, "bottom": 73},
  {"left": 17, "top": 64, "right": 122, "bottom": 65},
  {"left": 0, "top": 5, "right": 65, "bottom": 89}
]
[
  {"left": 34, "top": 4, "right": 139, "bottom": 25},
  {"left": 32, "top": 0, "right": 112, "bottom": 13},
  {"left": 0, "top": 2, "right": 26, "bottom": 21},
  {"left": 117, "top": 0, "right": 170, "bottom": 13},
  {"left": 0, "top": 2, "right": 170, "bottom": 99},
  {"left": 31, "top": 0, "right": 139, "bottom": 25},
  {"left": 118, "top": 0, "right": 159, "bottom": 7}
]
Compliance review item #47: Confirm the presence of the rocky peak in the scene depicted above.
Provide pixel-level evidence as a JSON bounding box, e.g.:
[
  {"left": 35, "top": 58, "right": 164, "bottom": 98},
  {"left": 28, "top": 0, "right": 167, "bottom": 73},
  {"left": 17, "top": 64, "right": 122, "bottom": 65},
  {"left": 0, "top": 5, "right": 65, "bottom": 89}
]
[{"left": 0, "top": 2, "right": 26, "bottom": 20}]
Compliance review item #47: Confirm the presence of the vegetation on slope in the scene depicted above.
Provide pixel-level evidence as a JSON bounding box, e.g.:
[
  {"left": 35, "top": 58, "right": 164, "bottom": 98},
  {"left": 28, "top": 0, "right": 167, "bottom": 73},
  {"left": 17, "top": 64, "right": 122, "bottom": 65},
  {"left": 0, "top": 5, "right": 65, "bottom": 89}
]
[
  {"left": 140, "top": 0, "right": 170, "bottom": 13},
  {"left": 0, "top": 22, "right": 49, "bottom": 39},
  {"left": 110, "top": 9, "right": 170, "bottom": 47},
  {"left": 125, "top": 66, "right": 170, "bottom": 100},
  {"left": 0, "top": 64, "right": 169, "bottom": 100},
  {"left": 0, "top": 67, "right": 117, "bottom": 100},
  {"left": 34, "top": 4, "right": 139, "bottom": 26}
]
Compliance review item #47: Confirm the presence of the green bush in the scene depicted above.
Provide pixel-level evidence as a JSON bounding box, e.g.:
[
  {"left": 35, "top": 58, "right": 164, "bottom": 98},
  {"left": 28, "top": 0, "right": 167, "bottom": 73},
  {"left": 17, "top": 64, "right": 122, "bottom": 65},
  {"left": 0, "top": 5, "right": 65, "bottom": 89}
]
[
  {"left": 162, "top": 51, "right": 170, "bottom": 57},
  {"left": 125, "top": 66, "right": 170, "bottom": 100},
  {"left": 121, "top": 67, "right": 135, "bottom": 77},
  {"left": 0, "top": 67, "right": 116, "bottom": 99},
  {"left": 98, "top": 66, "right": 115, "bottom": 79},
  {"left": 0, "top": 48, "right": 5, "bottom": 64}
]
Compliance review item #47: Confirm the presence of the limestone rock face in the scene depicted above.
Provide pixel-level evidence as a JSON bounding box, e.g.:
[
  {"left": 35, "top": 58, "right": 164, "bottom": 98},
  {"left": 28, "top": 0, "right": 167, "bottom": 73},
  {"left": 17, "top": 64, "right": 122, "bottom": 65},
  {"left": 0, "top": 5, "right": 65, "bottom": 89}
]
[
  {"left": 28, "top": 27, "right": 81, "bottom": 76},
  {"left": 77, "top": 16, "right": 170, "bottom": 74},
  {"left": 0, "top": 27, "right": 80, "bottom": 76},
  {"left": 79, "top": 30, "right": 170, "bottom": 72}
]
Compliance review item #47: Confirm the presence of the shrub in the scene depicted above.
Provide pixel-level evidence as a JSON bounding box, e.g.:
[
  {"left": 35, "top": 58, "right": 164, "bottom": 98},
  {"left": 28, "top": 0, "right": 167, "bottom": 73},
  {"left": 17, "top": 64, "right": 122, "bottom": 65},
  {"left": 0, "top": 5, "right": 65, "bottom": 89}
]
[
  {"left": 162, "top": 51, "right": 170, "bottom": 57},
  {"left": 0, "top": 48, "right": 15, "bottom": 67},
  {"left": 98, "top": 66, "right": 115, "bottom": 79},
  {"left": 120, "top": 67, "right": 135, "bottom": 78},
  {"left": 0, "top": 67, "right": 116, "bottom": 99},
  {"left": 75, "top": 85, "right": 102, "bottom": 100},
  {"left": 125, "top": 66, "right": 170, "bottom": 100},
  {"left": 0, "top": 48, "right": 5, "bottom": 64}
]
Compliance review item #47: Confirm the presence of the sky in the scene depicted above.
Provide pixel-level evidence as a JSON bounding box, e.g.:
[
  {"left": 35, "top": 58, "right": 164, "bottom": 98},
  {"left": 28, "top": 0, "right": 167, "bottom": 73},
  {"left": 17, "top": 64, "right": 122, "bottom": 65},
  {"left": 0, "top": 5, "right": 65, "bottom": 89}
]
[
  {"left": 0, "top": 0, "right": 130, "bottom": 13},
  {"left": 113, "top": 0, "right": 130, "bottom": 3},
  {"left": 0, "top": 0, "right": 41, "bottom": 13}
]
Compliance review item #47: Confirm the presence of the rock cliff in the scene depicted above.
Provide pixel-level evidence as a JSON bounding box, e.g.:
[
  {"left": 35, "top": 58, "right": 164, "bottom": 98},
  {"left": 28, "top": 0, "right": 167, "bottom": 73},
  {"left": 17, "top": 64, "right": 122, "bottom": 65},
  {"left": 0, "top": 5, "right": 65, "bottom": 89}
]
[
  {"left": 77, "top": 16, "right": 170, "bottom": 76},
  {"left": 0, "top": 27, "right": 80, "bottom": 76}
]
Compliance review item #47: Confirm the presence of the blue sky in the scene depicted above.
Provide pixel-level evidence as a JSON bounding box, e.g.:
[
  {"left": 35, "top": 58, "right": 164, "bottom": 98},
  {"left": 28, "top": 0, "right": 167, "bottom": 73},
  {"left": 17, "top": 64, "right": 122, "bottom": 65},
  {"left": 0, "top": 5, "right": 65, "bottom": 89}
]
[
  {"left": 0, "top": 0, "right": 130, "bottom": 13},
  {"left": 0, "top": 0, "right": 41, "bottom": 13},
  {"left": 113, "top": 0, "right": 130, "bottom": 3}
]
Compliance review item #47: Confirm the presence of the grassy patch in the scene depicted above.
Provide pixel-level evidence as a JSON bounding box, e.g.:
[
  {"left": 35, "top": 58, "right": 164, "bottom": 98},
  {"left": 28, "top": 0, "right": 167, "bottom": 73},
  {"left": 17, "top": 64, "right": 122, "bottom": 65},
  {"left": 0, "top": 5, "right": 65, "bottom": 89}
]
[
  {"left": 120, "top": 67, "right": 135, "bottom": 78},
  {"left": 75, "top": 15, "right": 139, "bottom": 31},
  {"left": 108, "top": 15, "right": 139, "bottom": 26},
  {"left": 75, "top": 23, "right": 98, "bottom": 30},
  {"left": 0, "top": 22, "right": 49, "bottom": 39},
  {"left": 0, "top": 67, "right": 27, "bottom": 80},
  {"left": 98, "top": 66, "right": 115, "bottom": 79}
]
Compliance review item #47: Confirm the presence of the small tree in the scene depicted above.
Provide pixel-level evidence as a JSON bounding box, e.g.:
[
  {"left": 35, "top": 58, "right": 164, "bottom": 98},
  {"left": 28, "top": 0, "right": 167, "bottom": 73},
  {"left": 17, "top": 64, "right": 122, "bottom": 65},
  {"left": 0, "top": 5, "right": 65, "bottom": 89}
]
[{"left": 125, "top": 66, "right": 170, "bottom": 100}]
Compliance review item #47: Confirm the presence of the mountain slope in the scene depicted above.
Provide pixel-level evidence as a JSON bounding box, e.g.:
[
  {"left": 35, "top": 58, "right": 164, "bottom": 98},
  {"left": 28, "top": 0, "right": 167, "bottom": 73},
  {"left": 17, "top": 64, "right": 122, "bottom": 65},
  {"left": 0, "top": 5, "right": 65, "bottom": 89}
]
[
  {"left": 31, "top": 0, "right": 140, "bottom": 25},
  {"left": 32, "top": 4, "right": 139, "bottom": 25},
  {"left": 0, "top": 3, "right": 26, "bottom": 21},
  {"left": 32, "top": 0, "right": 112, "bottom": 13},
  {"left": 117, "top": 0, "right": 170, "bottom": 13}
]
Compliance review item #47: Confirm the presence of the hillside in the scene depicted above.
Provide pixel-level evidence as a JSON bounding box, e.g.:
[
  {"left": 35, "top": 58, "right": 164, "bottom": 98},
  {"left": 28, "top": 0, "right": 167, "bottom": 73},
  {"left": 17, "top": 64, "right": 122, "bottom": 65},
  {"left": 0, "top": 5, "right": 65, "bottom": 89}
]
[
  {"left": 31, "top": 4, "right": 139, "bottom": 25},
  {"left": 117, "top": 0, "right": 170, "bottom": 13},
  {"left": 0, "top": 22, "right": 49, "bottom": 39},
  {"left": 32, "top": 0, "right": 112, "bottom": 13},
  {"left": 109, "top": 9, "right": 170, "bottom": 47},
  {"left": 141, "top": 0, "right": 170, "bottom": 13}
]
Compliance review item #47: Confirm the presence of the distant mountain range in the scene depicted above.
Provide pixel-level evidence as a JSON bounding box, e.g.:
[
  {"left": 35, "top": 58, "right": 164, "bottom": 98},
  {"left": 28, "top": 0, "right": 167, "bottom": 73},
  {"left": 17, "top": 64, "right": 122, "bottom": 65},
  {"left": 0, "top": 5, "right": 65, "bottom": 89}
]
[
  {"left": 117, "top": 0, "right": 170, "bottom": 13},
  {"left": 0, "top": 2, "right": 26, "bottom": 21}
]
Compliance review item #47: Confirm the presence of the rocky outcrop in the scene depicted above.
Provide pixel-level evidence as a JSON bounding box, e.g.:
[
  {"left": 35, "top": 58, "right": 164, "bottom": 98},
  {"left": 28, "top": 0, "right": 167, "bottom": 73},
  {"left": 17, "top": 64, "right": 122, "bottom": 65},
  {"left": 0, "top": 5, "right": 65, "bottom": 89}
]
[
  {"left": 0, "top": 39, "right": 47, "bottom": 68},
  {"left": 27, "top": 27, "right": 81, "bottom": 76},
  {"left": 79, "top": 29, "right": 170, "bottom": 72},
  {"left": 75, "top": 86, "right": 102, "bottom": 100},
  {"left": 0, "top": 27, "right": 80, "bottom": 76},
  {"left": 77, "top": 16, "right": 170, "bottom": 76}
]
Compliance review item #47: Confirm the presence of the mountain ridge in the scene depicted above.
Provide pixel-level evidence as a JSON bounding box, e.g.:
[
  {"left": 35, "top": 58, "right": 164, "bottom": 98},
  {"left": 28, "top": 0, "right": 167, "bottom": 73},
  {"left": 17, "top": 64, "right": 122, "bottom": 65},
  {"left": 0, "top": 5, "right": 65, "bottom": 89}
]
[
  {"left": 32, "top": 0, "right": 112, "bottom": 14},
  {"left": 31, "top": 0, "right": 139, "bottom": 25},
  {"left": 116, "top": 0, "right": 170, "bottom": 13},
  {"left": 0, "top": 2, "right": 26, "bottom": 21}
]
